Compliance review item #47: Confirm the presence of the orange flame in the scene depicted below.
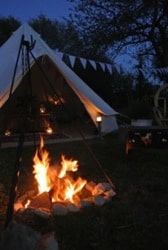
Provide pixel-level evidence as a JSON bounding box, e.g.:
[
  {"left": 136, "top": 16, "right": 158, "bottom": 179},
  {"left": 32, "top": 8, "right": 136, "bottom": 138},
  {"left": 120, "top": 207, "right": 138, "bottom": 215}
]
[
  {"left": 58, "top": 155, "right": 78, "bottom": 178},
  {"left": 64, "top": 177, "right": 87, "bottom": 203},
  {"left": 32, "top": 137, "right": 87, "bottom": 206},
  {"left": 33, "top": 137, "right": 51, "bottom": 193}
]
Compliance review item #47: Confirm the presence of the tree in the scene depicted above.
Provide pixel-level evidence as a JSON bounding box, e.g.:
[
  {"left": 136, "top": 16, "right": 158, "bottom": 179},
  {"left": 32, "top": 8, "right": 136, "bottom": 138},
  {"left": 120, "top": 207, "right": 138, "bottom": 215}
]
[
  {"left": 29, "top": 15, "right": 108, "bottom": 61},
  {"left": 0, "top": 16, "right": 20, "bottom": 46},
  {"left": 29, "top": 15, "right": 63, "bottom": 49},
  {"left": 29, "top": 15, "right": 83, "bottom": 54},
  {"left": 67, "top": 0, "right": 168, "bottom": 69}
]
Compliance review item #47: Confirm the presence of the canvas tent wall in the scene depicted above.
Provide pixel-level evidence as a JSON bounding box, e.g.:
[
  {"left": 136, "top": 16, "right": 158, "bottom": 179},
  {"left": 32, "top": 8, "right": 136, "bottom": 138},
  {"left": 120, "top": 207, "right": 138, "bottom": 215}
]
[{"left": 0, "top": 23, "right": 118, "bottom": 134}]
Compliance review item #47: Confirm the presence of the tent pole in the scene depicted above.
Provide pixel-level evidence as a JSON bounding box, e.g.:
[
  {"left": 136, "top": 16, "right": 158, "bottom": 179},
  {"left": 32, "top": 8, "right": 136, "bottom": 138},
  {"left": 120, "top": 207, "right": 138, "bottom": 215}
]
[
  {"left": 77, "top": 126, "right": 116, "bottom": 191},
  {"left": 4, "top": 36, "right": 27, "bottom": 228},
  {"left": 8, "top": 35, "right": 25, "bottom": 98},
  {"left": 22, "top": 37, "right": 37, "bottom": 148},
  {"left": 4, "top": 35, "right": 25, "bottom": 132},
  {"left": 29, "top": 51, "right": 63, "bottom": 104},
  {"left": 4, "top": 37, "right": 36, "bottom": 228},
  {"left": 4, "top": 129, "right": 25, "bottom": 228}
]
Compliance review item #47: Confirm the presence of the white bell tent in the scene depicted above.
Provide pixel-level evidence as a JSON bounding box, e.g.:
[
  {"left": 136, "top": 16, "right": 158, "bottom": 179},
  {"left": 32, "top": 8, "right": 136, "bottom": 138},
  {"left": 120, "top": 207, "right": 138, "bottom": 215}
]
[{"left": 0, "top": 23, "right": 118, "bottom": 134}]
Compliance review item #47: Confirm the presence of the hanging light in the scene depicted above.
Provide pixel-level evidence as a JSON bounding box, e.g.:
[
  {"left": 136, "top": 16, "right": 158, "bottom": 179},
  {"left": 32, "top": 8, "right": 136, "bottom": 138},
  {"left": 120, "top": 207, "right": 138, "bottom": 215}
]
[
  {"left": 96, "top": 116, "right": 102, "bottom": 135},
  {"left": 40, "top": 104, "right": 46, "bottom": 114},
  {"left": 53, "top": 97, "right": 59, "bottom": 105},
  {"left": 5, "top": 129, "right": 11, "bottom": 136},
  {"left": 46, "top": 126, "right": 53, "bottom": 134},
  {"left": 96, "top": 116, "right": 102, "bottom": 123},
  {"left": 52, "top": 95, "right": 65, "bottom": 105}
]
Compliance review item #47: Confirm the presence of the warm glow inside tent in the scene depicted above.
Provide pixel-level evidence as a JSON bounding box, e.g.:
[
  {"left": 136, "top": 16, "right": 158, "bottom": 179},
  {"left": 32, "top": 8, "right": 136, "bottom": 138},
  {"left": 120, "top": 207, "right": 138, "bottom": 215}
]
[{"left": 0, "top": 23, "right": 118, "bottom": 135}]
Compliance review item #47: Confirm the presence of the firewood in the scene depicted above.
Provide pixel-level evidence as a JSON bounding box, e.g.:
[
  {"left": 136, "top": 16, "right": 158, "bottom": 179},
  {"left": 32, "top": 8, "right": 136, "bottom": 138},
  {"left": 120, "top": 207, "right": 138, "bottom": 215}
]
[
  {"left": 104, "top": 189, "right": 116, "bottom": 199},
  {"left": 28, "top": 192, "right": 51, "bottom": 210}
]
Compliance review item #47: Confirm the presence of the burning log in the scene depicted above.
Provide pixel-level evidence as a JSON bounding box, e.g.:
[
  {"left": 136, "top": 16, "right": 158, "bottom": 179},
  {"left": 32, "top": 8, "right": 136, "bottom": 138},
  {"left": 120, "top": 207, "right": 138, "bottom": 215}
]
[
  {"left": 91, "top": 182, "right": 112, "bottom": 196},
  {"left": 14, "top": 192, "right": 52, "bottom": 219},
  {"left": 28, "top": 192, "right": 52, "bottom": 211},
  {"left": 14, "top": 190, "right": 36, "bottom": 212},
  {"left": 85, "top": 181, "right": 97, "bottom": 193},
  {"left": 104, "top": 189, "right": 116, "bottom": 200}
]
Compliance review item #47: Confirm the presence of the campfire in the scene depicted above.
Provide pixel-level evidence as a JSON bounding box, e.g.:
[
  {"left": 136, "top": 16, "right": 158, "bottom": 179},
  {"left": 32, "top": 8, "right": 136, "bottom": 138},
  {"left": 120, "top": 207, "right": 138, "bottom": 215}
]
[{"left": 14, "top": 137, "right": 116, "bottom": 217}]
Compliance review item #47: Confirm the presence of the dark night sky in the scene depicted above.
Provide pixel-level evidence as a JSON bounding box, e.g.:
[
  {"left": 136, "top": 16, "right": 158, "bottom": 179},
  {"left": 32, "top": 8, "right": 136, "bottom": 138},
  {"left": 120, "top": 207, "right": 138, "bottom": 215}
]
[{"left": 0, "top": 0, "right": 73, "bottom": 22}]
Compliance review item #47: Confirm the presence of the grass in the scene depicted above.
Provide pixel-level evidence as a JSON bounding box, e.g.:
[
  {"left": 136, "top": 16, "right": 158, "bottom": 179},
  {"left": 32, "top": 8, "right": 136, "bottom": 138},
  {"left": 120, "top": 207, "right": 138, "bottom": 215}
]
[{"left": 0, "top": 133, "right": 168, "bottom": 249}]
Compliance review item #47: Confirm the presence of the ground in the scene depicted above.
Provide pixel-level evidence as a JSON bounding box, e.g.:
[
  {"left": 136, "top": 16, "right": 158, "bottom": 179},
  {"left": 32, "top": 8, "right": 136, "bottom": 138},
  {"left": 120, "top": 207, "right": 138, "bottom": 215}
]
[{"left": 0, "top": 133, "right": 168, "bottom": 250}]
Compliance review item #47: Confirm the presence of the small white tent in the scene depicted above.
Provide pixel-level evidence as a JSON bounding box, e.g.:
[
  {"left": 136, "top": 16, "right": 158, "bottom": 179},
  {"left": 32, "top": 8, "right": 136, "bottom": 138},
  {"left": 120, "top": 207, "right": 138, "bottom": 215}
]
[{"left": 0, "top": 23, "right": 118, "bottom": 134}]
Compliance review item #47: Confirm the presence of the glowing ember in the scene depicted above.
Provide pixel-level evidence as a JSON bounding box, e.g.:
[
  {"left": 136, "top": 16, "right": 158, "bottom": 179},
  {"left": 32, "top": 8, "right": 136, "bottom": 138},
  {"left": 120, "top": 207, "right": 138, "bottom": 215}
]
[
  {"left": 25, "top": 199, "right": 30, "bottom": 208},
  {"left": 46, "top": 127, "right": 53, "bottom": 134}
]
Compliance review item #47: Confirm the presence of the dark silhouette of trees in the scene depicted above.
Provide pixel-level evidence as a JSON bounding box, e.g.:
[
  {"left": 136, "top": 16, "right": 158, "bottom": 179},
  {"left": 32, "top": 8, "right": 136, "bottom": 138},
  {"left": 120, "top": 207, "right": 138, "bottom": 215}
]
[
  {"left": 0, "top": 16, "right": 20, "bottom": 46},
  {"left": 67, "top": 0, "right": 168, "bottom": 69},
  {"left": 29, "top": 14, "right": 109, "bottom": 61}
]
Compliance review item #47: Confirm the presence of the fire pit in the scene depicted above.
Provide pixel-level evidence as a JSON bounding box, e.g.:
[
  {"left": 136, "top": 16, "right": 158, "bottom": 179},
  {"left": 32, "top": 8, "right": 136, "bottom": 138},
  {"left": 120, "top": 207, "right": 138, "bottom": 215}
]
[{"left": 14, "top": 137, "right": 116, "bottom": 217}]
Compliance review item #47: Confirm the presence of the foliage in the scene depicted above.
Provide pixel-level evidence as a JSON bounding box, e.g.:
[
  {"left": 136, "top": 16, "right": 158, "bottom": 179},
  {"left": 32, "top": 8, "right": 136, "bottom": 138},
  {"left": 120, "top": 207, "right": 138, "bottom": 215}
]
[
  {"left": 110, "top": 70, "right": 134, "bottom": 109},
  {"left": 29, "top": 15, "right": 83, "bottom": 54},
  {"left": 29, "top": 14, "right": 110, "bottom": 61},
  {"left": 0, "top": 16, "right": 20, "bottom": 46},
  {"left": 68, "top": 0, "right": 168, "bottom": 69},
  {"left": 29, "top": 15, "right": 61, "bottom": 49}
]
